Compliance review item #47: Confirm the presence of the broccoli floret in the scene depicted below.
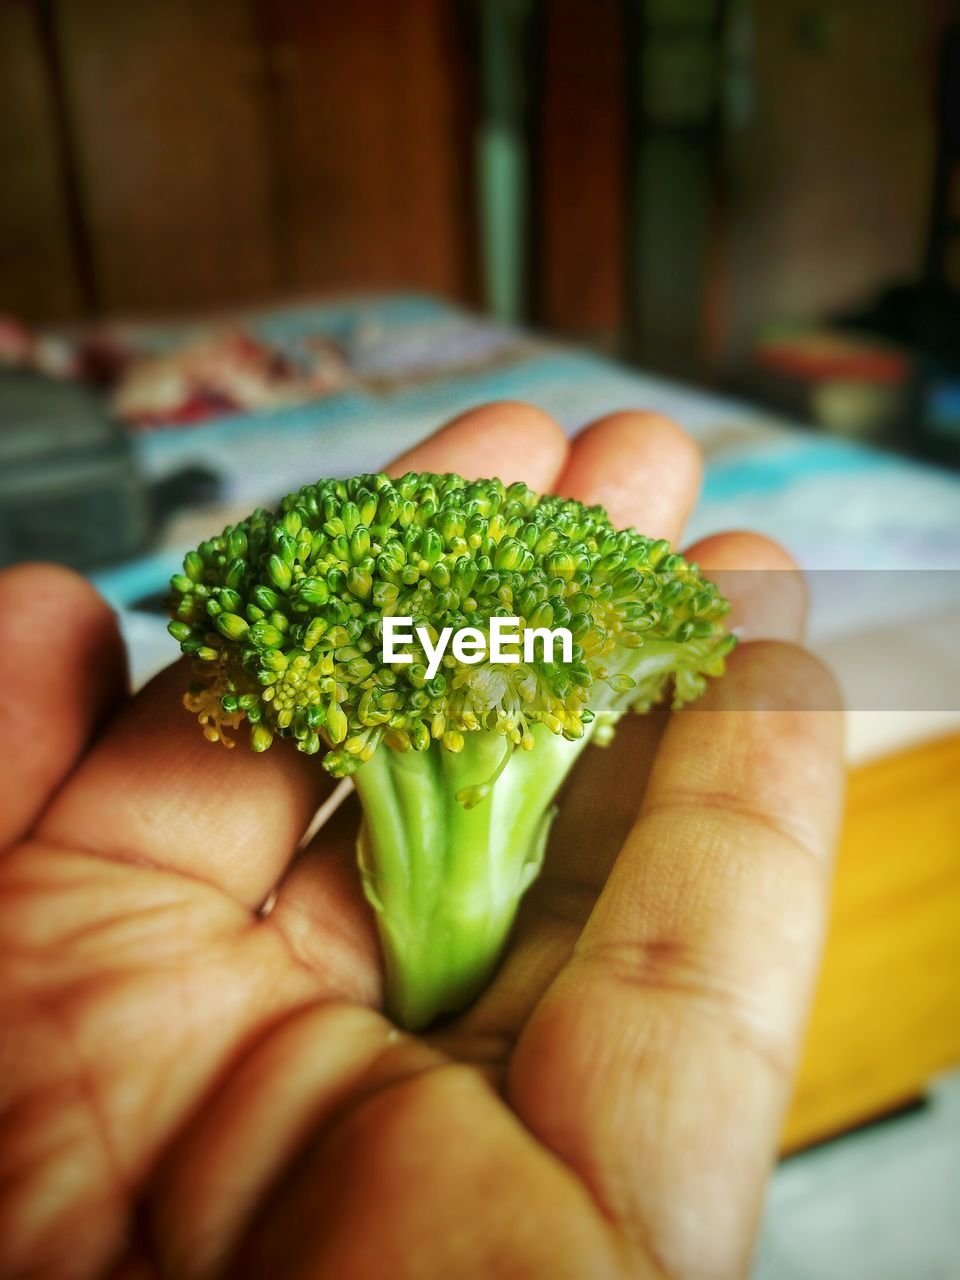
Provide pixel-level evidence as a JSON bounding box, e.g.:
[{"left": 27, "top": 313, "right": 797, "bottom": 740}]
[{"left": 168, "top": 472, "right": 734, "bottom": 1028}]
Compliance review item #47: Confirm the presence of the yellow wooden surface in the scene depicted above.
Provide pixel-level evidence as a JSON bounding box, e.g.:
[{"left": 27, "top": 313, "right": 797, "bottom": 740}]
[{"left": 783, "top": 733, "right": 960, "bottom": 1152}]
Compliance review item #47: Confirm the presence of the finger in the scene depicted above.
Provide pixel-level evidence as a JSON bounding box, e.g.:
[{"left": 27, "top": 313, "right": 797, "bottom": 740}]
[
  {"left": 0, "top": 564, "right": 126, "bottom": 848},
  {"left": 268, "top": 792, "right": 382, "bottom": 1005},
  {"left": 555, "top": 411, "right": 702, "bottom": 539},
  {"left": 387, "top": 400, "right": 569, "bottom": 488},
  {"left": 39, "top": 660, "right": 336, "bottom": 906},
  {"left": 511, "top": 643, "right": 844, "bottom": 1277},
  {"left": 38, "top": 404, "right": 571, "bottom": 908},
  {"left": 689, "top": 530, "right": 808, "bottom": 642},
  {"left": 532, "top": 407, "right": 706, "bottom": 872}
]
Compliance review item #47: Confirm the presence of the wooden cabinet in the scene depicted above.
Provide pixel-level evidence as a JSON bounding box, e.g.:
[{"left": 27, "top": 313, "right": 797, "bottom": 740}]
[{"left": 0, "top": 0, "right": 477, "bottom": 321}]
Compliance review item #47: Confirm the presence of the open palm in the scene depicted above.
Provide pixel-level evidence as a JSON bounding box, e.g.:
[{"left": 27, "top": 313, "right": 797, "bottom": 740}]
[{"left": 0, "top": 404, "right": 843, "bottom": 1280}]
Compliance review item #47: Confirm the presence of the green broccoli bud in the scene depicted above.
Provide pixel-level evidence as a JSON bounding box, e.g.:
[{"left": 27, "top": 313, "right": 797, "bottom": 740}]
[{"left": 168, "top": 472, "right": 735, "bottom": 1028}]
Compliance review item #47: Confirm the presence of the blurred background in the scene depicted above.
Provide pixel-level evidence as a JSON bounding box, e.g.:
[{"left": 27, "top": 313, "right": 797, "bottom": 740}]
[
  {"left": 5, "top": 0, "right": 960, "bottom": 457},
  {"left": 1, "top": 3, "right": 959, "bottom": 1277}
]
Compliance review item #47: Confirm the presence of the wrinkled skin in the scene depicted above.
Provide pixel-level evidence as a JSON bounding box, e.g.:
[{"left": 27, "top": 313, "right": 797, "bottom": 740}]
[{"left": 0, "top": 405, "right": 843, "bottom": 1280}]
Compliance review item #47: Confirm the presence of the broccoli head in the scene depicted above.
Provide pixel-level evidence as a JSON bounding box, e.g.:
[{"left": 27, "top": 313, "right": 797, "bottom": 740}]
[{"left": 168, "top": 472, "right": 734, "bottom": 1028}]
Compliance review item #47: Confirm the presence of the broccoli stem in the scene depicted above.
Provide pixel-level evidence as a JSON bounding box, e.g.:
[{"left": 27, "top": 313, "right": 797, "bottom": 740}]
[{"left": 353, "top": 727, "right": 586, "bottom": 1030}]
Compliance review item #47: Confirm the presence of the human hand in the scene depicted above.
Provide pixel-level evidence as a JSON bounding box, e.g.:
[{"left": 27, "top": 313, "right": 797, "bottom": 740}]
[{"left": 0, "top": 404, "right": 843, "bottom": 1279}]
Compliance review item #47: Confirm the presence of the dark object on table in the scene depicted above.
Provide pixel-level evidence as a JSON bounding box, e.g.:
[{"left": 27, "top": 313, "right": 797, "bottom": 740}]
[
  {"left": 0, "top": 374, "right": 225, "bottom": 571},
  {"left": 0, "top": 372, "right": 150, "bottom": 570},
  {"left": 747, "top": 328, "right": 910, "bottom": 443}
]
